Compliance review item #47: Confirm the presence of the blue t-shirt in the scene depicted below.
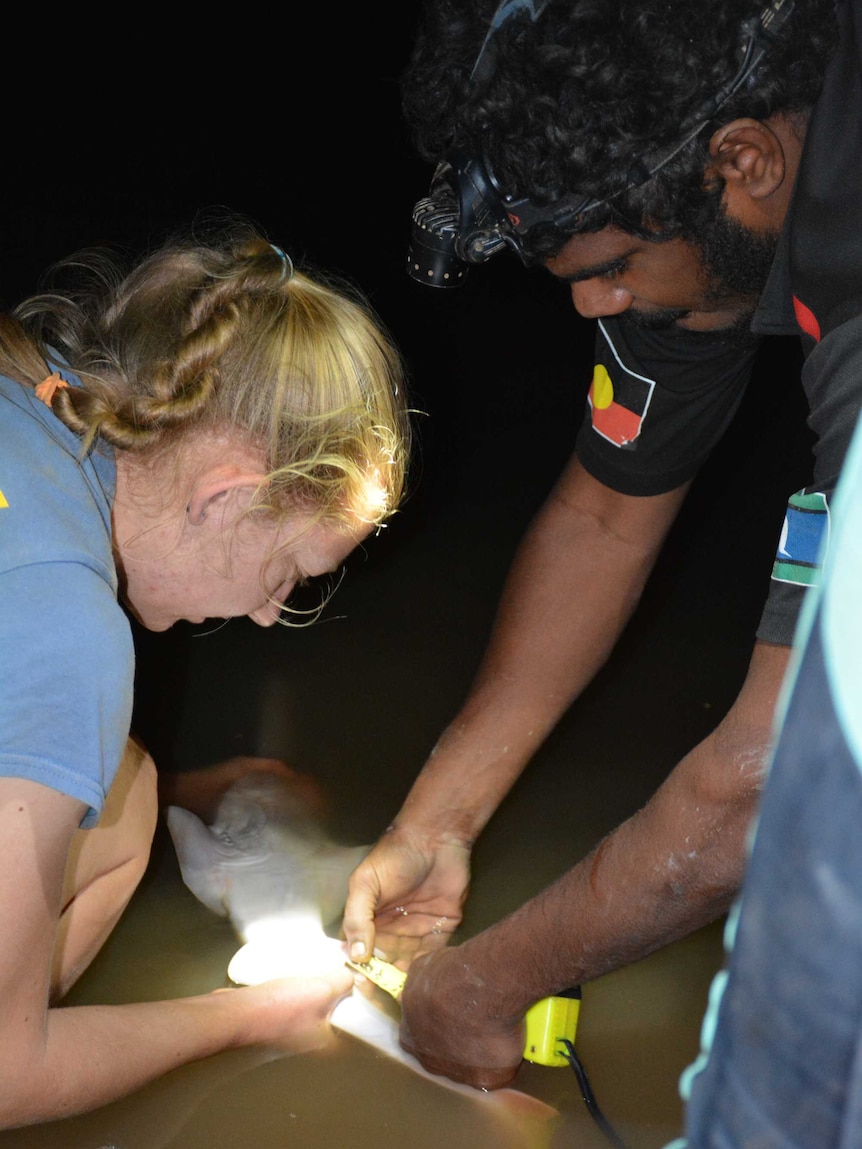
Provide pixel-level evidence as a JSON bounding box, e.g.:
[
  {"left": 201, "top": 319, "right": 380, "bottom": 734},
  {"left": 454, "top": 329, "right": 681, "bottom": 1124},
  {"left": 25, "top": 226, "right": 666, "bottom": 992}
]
[{"left": 0, "top": 370, "right": 134, "bottom": 827}]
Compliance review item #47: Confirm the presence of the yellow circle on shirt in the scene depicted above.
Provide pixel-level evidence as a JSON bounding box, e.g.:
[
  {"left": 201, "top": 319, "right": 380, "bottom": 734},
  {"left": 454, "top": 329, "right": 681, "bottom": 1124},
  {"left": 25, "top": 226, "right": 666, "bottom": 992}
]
[{"left": 592, "top": 363, "right": 614, "bottom": 409}]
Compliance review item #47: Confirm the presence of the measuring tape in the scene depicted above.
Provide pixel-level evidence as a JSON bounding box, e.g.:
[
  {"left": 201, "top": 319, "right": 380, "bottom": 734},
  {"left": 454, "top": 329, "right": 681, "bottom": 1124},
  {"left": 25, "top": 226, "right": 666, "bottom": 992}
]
[
  {"left": 346, "top": 954, "right": 409, "bottom": 1000},
  {"left": 346, "top": 955, "right": 580, "bottom": 1067}
]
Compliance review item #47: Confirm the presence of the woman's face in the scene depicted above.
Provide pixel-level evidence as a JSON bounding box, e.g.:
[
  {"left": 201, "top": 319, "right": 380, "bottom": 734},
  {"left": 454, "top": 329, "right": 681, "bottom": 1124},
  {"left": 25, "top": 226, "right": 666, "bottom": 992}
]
[{"left": 117, "top": 500, "right": 369, "bottom": 633}]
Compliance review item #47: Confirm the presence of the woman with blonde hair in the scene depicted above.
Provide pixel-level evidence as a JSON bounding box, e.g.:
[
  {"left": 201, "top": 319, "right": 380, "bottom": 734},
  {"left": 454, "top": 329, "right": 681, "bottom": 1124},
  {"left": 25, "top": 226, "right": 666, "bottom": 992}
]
[{"left": 0, "top": 215, "right": 410, "bottom": 1127}]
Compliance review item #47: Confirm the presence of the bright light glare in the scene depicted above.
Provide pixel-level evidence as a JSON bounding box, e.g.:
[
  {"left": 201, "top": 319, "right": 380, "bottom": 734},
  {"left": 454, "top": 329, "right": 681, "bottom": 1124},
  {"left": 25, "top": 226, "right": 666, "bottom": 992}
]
[
  {"left": 227, "top": 915, "right": 346, "bottom": 985},
  {"left": 357, "top": 469, "right": 389, "bottom": 522}
]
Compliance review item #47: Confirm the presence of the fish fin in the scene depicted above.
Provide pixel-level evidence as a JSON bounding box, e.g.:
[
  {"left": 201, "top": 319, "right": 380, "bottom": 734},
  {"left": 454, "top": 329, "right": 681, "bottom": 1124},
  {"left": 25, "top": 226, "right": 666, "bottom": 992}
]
[{"left": 165, "top": 805, "right": 229, "bottom": 917}]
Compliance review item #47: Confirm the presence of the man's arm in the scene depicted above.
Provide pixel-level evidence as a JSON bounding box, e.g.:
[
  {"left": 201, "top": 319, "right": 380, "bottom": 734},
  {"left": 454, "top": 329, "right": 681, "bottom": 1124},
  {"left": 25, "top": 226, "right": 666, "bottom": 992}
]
[
  {"left": 343, "top": 453, "right": 690, "bottom": 962},
  {"left": 0, "top": 777, "right": 351, "bottom": 1129},
  {"left": 398, "top": 639, "right": 789, "bottom": 1088}
]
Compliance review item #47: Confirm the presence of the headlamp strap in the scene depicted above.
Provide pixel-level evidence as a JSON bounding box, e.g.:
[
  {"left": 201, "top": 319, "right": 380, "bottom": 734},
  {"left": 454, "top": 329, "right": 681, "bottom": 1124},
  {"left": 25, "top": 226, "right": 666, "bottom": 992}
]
[{"left": 470, "top": 0, "right": 551, "bottom": 85}]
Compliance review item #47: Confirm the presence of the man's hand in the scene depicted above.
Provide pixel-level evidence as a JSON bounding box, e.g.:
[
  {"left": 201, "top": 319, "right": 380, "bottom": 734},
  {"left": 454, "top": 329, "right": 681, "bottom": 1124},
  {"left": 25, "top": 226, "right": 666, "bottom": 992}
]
[
  {"left": 399, "top": 947, "right": 524, "bottom": 1090},
  {"left": 341, "top": 825, "right": 470, "bottom": 966}
]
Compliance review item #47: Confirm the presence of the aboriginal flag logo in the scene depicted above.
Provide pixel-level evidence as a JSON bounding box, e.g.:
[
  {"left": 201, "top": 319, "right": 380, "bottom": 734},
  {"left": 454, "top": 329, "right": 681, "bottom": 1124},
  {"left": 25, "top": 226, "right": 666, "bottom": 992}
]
[{"left": 588, "top": 322, "right": 655, "bottom": 449}]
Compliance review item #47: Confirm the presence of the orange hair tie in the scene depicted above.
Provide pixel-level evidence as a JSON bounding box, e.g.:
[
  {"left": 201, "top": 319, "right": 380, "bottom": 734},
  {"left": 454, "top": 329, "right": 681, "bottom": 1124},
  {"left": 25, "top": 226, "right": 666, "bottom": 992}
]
[{"left": 34, "top": 372, "right": 69, "bottom": 407}]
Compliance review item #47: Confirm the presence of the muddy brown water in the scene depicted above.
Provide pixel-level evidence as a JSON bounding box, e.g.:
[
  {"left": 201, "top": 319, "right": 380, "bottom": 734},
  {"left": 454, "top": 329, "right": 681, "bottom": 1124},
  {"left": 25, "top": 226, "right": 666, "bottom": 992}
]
[{"left": 0, "top": 821, "right": 723, "bottom": 1149}]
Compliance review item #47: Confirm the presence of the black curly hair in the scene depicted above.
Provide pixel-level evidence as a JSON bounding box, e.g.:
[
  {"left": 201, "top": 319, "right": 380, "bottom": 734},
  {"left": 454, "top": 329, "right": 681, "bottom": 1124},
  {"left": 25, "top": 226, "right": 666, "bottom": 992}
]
[{"left": 403, "top": 0, "right": 839, "bottom": 259}]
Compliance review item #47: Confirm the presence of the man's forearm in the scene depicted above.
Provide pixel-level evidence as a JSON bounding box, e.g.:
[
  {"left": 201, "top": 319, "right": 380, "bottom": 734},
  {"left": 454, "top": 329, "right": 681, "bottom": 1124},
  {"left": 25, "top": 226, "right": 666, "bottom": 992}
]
[
  {"left": 394, "top": 460, "right": 689, "bottom": 846},
  {"left": 456, "top": 773, "right": 751, "bottom": 1010},
  {"left": 446, "top": 641, "right": 791, "bottom": 1007}
]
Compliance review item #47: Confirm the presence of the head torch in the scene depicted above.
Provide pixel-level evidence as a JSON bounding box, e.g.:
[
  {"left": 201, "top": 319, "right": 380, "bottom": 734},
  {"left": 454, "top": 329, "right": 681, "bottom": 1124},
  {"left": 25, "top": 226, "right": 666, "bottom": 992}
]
[
  {"left": 405, "top": 0, "right": 794, "bottom": 289},
  {"left": 406, "top": 147, "right": 594, "bottom": 288}
]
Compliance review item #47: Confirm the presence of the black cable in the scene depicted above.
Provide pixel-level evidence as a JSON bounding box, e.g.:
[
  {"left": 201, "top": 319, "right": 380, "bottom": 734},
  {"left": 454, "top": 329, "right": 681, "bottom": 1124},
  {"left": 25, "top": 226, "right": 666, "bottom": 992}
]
[{"left": 559, "top": 1038, "right": 630, "bottom": 1149}]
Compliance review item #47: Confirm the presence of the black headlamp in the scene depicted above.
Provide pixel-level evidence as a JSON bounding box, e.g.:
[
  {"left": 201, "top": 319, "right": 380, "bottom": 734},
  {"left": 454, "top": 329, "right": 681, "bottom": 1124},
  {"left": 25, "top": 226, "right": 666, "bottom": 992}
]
[
  {"left": 406, "top": 147, "right": 596, "bottom": 287},
  {"left": 406, "top": 0, "right": 794, "bottom": 289}
]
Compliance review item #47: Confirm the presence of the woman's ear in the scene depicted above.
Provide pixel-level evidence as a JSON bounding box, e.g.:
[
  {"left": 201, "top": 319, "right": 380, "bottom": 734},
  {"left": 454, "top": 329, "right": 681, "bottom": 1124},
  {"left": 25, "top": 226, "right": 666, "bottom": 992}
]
[{"left": 186, "top": 465, "right": 268, "bottom": 526}]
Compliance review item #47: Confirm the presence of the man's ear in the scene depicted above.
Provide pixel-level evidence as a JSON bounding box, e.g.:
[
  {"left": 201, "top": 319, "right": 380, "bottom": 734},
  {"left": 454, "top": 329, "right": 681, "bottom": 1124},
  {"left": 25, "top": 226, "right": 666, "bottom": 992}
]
[
  {"left": 707, "top": 117, "right": 787, "bottom": 202},
  {"left": 186, "top": 465, "right": 269, "bottom": 526}
]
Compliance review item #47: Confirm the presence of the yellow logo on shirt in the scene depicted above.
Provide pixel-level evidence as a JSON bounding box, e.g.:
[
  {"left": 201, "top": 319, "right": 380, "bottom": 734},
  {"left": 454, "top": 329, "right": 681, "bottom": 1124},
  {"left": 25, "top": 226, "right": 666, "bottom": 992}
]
[
  {"left": 0, "top": 490, "right": 8, "bottom": 508},
  {"left": 590, "top": 363, "right": 614, "bottom": 409}
]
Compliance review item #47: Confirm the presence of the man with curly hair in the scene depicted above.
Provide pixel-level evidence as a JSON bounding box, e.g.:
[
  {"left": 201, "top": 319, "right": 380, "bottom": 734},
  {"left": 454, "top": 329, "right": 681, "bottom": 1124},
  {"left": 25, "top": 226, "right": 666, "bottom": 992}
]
[{"left": 343, "top": 0, "right": 857, "bottom": 1131}]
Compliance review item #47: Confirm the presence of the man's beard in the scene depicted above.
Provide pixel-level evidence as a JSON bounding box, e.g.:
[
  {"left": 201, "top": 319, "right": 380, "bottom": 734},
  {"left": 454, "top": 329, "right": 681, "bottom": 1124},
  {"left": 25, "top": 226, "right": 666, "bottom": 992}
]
[
  {"left": 696, "top": 202, "right": 780, "bottom": 303},
  {"left": 626, "top": 205, "right": 780, "bottom": 344}
]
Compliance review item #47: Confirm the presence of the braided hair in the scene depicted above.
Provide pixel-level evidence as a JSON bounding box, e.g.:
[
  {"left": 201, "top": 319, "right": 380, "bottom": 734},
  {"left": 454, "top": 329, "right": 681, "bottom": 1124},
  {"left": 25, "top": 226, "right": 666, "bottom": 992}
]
[{"left": 0, "top": 216, "right": 410, "bottom": 532}]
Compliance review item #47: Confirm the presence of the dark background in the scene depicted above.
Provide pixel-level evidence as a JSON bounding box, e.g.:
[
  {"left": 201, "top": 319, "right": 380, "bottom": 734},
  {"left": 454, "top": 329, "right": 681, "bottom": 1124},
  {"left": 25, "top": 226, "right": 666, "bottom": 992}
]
[{"left": 4, "top": 13, "right": 813, "bottom": 849}]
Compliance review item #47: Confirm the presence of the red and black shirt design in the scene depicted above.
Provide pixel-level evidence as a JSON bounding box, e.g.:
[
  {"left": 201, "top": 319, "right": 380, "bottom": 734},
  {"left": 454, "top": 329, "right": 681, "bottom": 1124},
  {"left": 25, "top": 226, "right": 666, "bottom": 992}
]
[{"left": 576, "top": 317, "right": 759, "bottom": 498}]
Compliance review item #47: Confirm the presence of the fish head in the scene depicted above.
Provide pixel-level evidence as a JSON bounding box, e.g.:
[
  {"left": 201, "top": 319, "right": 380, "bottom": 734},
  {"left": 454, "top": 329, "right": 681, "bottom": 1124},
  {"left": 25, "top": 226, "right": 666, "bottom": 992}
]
[{"left": 166, "top": 770, "right": 370, "bottom": 940}]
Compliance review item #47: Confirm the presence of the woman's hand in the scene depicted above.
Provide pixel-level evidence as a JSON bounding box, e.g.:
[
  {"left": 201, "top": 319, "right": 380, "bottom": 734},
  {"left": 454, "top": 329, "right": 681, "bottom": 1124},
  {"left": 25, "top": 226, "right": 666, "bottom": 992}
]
[{"left": 227, "top": 964, "right": 354, "bottom": 1053}]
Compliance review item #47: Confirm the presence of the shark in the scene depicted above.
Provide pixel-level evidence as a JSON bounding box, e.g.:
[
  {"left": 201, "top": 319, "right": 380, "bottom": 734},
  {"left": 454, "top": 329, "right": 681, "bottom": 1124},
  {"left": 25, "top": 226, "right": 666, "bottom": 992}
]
[
  {"left": 164, "top": 764, "right": 558, "bottom": 1145},
  {"left": 165, "top": 768, "right": 369, "bottom": 947}
]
